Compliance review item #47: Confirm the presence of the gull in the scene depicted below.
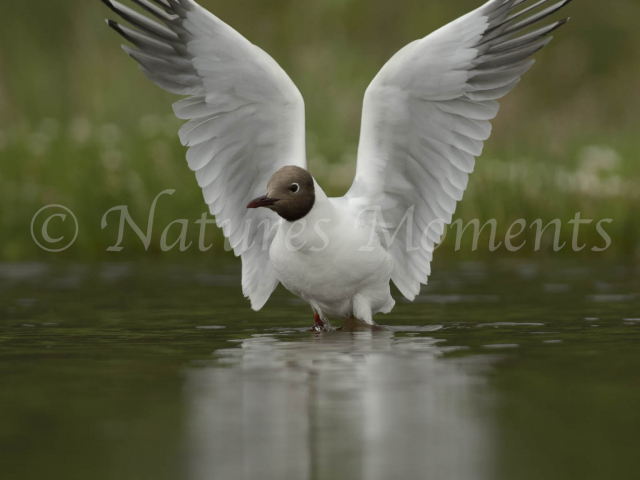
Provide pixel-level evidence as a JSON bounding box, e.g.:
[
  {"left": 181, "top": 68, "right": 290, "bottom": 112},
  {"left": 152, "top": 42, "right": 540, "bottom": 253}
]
[{"left": 102, "top": 0, "right": 572, "bottom": 331}]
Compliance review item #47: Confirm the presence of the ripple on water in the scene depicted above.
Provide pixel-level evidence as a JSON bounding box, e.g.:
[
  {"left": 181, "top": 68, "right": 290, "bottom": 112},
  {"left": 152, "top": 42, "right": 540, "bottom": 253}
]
[
  {"left": 16, "top": 298, "right": 37, "bottom": 307},
  {"left": 594, "top": 282, "right": 619, "bottom": 292},
  {"left": 412, "top": 294, "right": 499, "bottom": 305},
  {"left": 0, "top": 263, "right": 50, "bottom": 282},
  {"left": 588, "top": 294, "right": 637, "bottom": 302},
  {"left": 100, "top": 263, "right": 133, "bottom": 283},
  {"left": 388, "top": 325, "right": 444, "bottom": 332},
  {"left": 479, "top": 322, "right": 545, "bottom": 327},
  {"left": 516, "top": 263, "right": 539, "bottom": 279},
  {"left": 543, "top": 284, "right": 570, "bottom": 293},
  {"left": 482, "top": 344, "right": 520, "bottom": 349}
]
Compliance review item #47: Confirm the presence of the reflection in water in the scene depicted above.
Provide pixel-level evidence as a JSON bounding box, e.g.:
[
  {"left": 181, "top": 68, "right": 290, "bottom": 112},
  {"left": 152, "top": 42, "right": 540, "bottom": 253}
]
[{"left": 185, "top": 332, "right": 496, "bottom": 480}]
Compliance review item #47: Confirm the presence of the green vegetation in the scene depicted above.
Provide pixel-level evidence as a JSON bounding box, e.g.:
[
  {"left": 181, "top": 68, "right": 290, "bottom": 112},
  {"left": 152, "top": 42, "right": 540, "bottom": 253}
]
[{"left": 1, "top": 0, "right": 638, "bottom": 261}]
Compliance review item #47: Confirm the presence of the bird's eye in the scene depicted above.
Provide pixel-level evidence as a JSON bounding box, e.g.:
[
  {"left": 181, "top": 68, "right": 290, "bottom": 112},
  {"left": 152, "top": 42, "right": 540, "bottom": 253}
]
[{"left": 289, "top": 183, "right": 300, "bottom": 193}]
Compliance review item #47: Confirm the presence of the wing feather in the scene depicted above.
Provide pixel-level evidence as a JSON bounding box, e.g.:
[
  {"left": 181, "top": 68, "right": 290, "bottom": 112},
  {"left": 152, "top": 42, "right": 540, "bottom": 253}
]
[
  {"left": 103, "top": 0, "right": 307, "bottom": 309},
  {"left": 344, "top": 0, "right": 571, "bottom": 300}
]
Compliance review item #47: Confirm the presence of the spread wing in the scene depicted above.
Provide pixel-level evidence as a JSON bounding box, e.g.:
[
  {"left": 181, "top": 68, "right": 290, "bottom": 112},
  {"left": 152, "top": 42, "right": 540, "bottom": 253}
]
[
  {"left": 102, "top": 0, "right": 307, "bottom": 309},
  {"left": 343, "top": 0, "right": 571, "bottom": 300}
]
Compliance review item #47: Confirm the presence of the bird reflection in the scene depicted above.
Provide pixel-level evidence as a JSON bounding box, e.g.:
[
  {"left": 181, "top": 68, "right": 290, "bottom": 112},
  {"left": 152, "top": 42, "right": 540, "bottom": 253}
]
[{"left": 185, "top": 331, "right": 495, "bottom": 480}]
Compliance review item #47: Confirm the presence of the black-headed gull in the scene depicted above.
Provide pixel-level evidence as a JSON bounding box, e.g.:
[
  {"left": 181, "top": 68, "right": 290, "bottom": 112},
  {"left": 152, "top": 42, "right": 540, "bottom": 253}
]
[{"left": 102, "top": 0, "right": 572, "bottom": 330}]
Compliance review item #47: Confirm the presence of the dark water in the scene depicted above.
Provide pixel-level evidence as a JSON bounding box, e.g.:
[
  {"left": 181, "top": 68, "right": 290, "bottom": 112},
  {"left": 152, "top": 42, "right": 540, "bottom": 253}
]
[{"left": 1, "top": 261, "right": 639, "bottom": 480}]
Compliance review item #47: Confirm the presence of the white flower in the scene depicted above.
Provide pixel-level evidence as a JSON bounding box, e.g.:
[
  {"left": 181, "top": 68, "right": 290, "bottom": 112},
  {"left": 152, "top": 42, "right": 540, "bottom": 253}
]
[
  {"left": 27, "top": 132, "right": 51, "bottom": 156},
  {"left": 70, "top": 117, "right": 92, "bottom": 145},
  {"left": 98, "top": 124, "right": 122, "bottom": 148},
  {"left": 579, "top": 145, "right": 620, "bottom": 175}
]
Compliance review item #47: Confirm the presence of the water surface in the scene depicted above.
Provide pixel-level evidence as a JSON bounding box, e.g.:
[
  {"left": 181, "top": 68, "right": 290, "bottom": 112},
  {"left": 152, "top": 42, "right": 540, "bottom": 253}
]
[{"left": 1, "top": 261, "right": 639, "bottom": 480}]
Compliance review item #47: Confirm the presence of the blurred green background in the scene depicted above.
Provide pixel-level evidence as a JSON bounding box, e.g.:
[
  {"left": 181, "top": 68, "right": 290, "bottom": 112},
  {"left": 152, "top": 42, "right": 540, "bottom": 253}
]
[{"left": 0, "top": 0, "right": 638, "bottom": 262}]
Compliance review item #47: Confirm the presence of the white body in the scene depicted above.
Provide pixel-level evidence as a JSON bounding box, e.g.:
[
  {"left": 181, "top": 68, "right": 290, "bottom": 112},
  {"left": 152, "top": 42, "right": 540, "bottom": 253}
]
[{"left": 269, "top": 185, "right": 395, "bottom": 324}]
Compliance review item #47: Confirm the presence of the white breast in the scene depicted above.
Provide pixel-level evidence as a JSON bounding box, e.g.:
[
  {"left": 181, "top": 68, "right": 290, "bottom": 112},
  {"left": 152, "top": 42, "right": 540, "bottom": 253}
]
[{"left": 269, "top": 187, "right": 395, "bottom": 322}]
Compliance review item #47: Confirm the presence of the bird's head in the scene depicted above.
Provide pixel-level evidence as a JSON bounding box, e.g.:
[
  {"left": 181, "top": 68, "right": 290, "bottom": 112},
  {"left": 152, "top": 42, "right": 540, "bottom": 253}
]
[{"left": 247, "top": 165, "right": 316, "bottom": 222}]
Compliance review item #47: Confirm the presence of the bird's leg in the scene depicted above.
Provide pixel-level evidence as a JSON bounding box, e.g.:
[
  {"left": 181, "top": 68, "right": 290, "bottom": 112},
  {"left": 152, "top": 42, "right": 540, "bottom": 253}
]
[
  {"left": 310, "top": 312, "right": 324, "bottom": 332},
  {"left": 309, "top": 312, "right": 334, "bottom": 332}
]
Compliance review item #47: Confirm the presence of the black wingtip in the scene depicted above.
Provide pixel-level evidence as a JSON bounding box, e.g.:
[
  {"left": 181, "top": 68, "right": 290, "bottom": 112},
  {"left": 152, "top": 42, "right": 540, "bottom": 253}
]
[
  {"left": 541, "top": 17, "right": 570, "bottom": 39},
  {"left": 105, "top": 18, "right": 124, "bottom": 34},
  {"left": 101, "top": 0, "right": 115, "bottom": 13}
]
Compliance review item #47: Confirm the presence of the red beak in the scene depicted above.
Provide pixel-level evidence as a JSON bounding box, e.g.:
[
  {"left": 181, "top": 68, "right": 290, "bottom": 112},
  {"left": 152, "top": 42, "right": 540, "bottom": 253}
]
[{"left": 247, "top": 195, "right": 279, "bottom": 209}]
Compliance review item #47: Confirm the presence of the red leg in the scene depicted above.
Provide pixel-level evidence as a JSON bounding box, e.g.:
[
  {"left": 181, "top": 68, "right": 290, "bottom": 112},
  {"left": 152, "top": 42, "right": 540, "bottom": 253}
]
[{"left": 310, "top": 312, "right": 325, "bottom": 332}]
